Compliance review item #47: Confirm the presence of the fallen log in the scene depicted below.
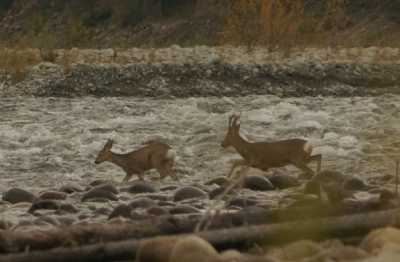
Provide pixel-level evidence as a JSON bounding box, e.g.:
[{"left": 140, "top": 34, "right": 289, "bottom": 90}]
[
  {"left": 0, "top": 204, "right": 391, "bottom": 253},
  {"left": 1, "top": 208, "right": 400, "bottom": 262}
]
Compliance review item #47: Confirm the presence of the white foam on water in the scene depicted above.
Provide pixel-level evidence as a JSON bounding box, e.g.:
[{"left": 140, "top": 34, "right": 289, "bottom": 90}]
[{"left": 0, "top": 95, "right": 399, "bottom": 191}]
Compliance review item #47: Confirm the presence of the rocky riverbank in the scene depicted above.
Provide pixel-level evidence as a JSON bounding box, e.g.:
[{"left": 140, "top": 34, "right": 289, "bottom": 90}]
[{"left": 1, "top": 46, "right": 400, "bottom": 97}]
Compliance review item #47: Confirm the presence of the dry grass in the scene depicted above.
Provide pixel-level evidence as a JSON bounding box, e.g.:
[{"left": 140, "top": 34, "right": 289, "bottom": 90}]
[
  {"left": 218, "top": 0, "right": 377, "bottom": 50},
  {"left": 0, "top": 48, "right": 41, "bottom": 81}
]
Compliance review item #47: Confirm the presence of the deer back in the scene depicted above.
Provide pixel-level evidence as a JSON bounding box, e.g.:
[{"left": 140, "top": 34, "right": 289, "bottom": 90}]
[
  {"left": 126, "top": 142, "right": 172, "bottom": 171},
  {"left": 248, "top": 138, "right": 310, "bottom": 167}
]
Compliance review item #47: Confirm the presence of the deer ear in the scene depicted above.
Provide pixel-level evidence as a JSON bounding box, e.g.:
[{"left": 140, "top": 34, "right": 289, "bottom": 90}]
[
  {"left": 234, "top": 120, "right": 241, "bottom": 130},
  {"left": 105, "top": 139, "right": 114, "bottom": 148},
  {"left": 232, "top": 113, "right": 241, "bottom": 130},
  {"left": 228, "top": 115, "right": 235, "bottom": 129}
]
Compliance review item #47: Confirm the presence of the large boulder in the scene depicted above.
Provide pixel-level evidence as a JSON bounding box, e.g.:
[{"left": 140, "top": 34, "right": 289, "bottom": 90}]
[{"left": 2, "top": 188, "right": 36, "bottom": 204}]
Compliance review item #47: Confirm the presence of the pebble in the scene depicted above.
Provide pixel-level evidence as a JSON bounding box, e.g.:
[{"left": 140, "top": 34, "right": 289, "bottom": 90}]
[
  {"left": 39, "top": 191, "right": 68, "bottom": 200},
  {"left": 269, "top": 173, "right": 299, "bottom": 189},
  {"left": 169, "top": 205, "right": 201, "bottom": 214},
  {"left": 59, "top": 183, "right": 84, "bottom": 194},
  {"left": 28, "top": 199, "right": 61, "bottom": 213},
  {"left": 81, "top": 188, "right": 118, "bottom": 202},
  {"left": 129, "top": 197, "right": 156, "bottom": 209},
  {"left": 173, "top": 186, "right": 208, "bottom": 202},
  {"left": 91, "top": 183, "right": 119, "bottom": 195},
  {"left": 108, "top": 204, "right": 132, "bottom": 219},
  {"left": 146, "top": 206, "right": 169, "bottom": 216},
  {"left": 204, "top": 176, "right": 229, "bottom": 187},
  {"left": 122, "top": 181, "right": 157, "bottom": 194},
  {"left": 244, "top": 175, "right": 274, "bottom": 191},
  {"left": 227, "top": 197, "right": 258, "bottom": 208},
  {"left": 342, "top": 176, "right": 369, "bottom": 191}
]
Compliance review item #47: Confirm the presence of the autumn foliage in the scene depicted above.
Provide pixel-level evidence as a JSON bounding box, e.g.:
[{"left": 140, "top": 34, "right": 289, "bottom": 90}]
[{"left": 221, "top": 0, "right": 349, "bottom": 49}]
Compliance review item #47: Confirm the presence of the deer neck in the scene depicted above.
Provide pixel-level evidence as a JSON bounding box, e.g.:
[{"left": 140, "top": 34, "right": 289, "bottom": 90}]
[
  {"left": 232, "top": 133, "right": 252, "bottom": 160},
  {"left": 109, "top": 151, "right": 129, "bottom": 170}
]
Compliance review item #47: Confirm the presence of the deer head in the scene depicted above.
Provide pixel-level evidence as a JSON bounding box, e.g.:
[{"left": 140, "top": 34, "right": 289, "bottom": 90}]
[
  {"left": 221, "top": 113, "right": 241, "bottom": 148},
  {"left": 95, "top": 139, "right": 114, "bottom": 164}
]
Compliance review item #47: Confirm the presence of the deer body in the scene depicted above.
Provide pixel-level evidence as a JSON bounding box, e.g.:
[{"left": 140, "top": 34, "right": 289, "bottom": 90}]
[
  {"left": 95, "top": 140, "right": 177, "bottom": 182},
  {"left": 222, "top": 114, "right": 321, "bottom": 178}
]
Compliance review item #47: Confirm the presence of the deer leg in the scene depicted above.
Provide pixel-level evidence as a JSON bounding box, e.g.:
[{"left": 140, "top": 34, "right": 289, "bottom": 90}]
[
  {"left": 170, "top": 169, "right": 179, "bottom": 181},
  {"left": 228, "top": 159, "right": 247, "bottom": 178},
  {"left": 291, "top": 161, "right": 315, "bottom": 179},
  {"left": 309, "top": 154, "right": 322, "bottom": 173},
  {"left": 157, "top": 168, "right": 168, "bottom": 180},
  {"left": 122, "top": 173, "right": 134, "bottom": 183},
  {"left": 157, "top": 160, "right": 179, "bottom": 181},
  {"left": 136, "top": 172, "right": 144, "bottom": 181}
]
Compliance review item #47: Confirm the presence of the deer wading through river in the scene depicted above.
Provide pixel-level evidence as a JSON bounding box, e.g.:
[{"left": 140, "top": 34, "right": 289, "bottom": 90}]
[
  {"left": 221, "top": 113, "right": 321, "bottom": 178},
  {"left": 95, "top": 139, "right": 177, "bottom": 182}
]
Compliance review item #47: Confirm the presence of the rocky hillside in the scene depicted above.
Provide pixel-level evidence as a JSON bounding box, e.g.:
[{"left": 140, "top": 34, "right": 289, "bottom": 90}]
[
  {"left": 1, "top": 0, "right": 400, "bottom": 48},
  {"left": 1, "top": 46, "right": 400, "bottom": 97}
]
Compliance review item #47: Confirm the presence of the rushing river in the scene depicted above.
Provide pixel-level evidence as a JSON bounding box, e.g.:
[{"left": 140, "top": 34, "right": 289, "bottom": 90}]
[{"left": 1, "top": 95, "right": 400, "bottom": 194}]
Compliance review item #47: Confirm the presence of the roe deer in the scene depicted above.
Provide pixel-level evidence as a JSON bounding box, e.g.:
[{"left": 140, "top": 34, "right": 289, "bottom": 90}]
[
  {"left": 95, "top": 139, "right": 177, "bottom": 182},
  {"left": 221, "top": 114, "right": 321, "bottom": 178}
]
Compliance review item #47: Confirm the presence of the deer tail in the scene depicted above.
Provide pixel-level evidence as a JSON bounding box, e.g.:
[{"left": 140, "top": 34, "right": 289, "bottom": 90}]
[
  {"left": 165, "top": 149, "right": 176, "bottom": 160},
  {"left": 303, "top": 141, "right": 313, "bottom": 155}
]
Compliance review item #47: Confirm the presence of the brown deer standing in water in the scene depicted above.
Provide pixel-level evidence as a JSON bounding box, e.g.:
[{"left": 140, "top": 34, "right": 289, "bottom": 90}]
[
  {"left": 95, "top": 139, "right": 177, "bottom": 182},
  {"left": 221, "top": 113, "right": 321, "bottom": 178}
]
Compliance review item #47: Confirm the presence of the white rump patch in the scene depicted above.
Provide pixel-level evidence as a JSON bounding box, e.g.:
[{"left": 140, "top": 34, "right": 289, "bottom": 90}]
[
  {"left": 166, "top": 149, "right": 176, "bottom": 160},
  {"left": 303, "top": 142, "right": 313, "bottom": 154}
]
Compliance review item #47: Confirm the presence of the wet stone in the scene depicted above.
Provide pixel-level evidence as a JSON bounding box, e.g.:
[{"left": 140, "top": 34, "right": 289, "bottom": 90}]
[
  {"left": 81, "top": 188, "right": 118, "bottom": 202},
  {"left": 228, "top": 197, "right": 258, "bottom": 208},
  {"left": 91, "top": 183, "right": 119, "bottom": 195},
  {"left": 94, "top": 207, "right": 112, "bottom": 216},
  {"left": 287, "top": 194, "right": 322, "bottom": 208},
  {"left": 108, "top": 217, "right": 131, "bottom": 224},
  {"left": 312, "top": 170, "right": 346, "bottom": 183},
  {"left": 304, "top": 180, "right": 321, "bottom": 195},
  {"left": 244, "top": 175, "right": 274, "bottom": 191},
  {"left": 378, "top": 189, "right": 397, "bottom": 201},
  {"left": 109, "top": 204, "right": 132, "bottom": 219},
  {"left": 16, "top": 220, "right": 36, "bottom": 228},
  {"left": 11, "top": 202, "right": 32, "bottom": 209},
  {"left": 28, "top": 200, "right": 61, "bottom": 213},
  {"left": 160, "top": 185, "right": 178, "bottom": 191},
  {"left": 89, "top": 179, "right": 114, "bottom": 187},
  {"left": 56, "top": 215, "right": 77, "bottom": 225},
  {"left": 39, "top": 191, "right": 68, "bottom": 200},
  {"left": 173, "top": 186, "right": 208, "bottom": 202},
  {"left": 342, "top": 176, "right": 369, "bottom": 191},
  {"left": 146, "top": 206, "right": 169, "bottom": 216},
  {"left": 122, "top": 181, "right": 157, "bottom": 194},
  {"left": 59, "top": 183, "right": 84, "bottom": 194},
  {"left": 0, "top": 220, "right": 13, "bottom": 230},
  {"left": 280, "top": 240, "right": 322, "bottom": 261},
  {"left": 129, "top": 197, "right": 156, "bottom": 209},
  {"left": 131, "top": 212, "right": 152, "bottom": 220},
  {"left": 34, "top": 216, "right": 60, "bottom": 226},
  {"left": 59, "top": 203, "right": 80, "bottom": 214},
  {"left": 209, "top": 186, "right": 226, "bottom": 199},
  {"left": 142, "top": 194, "right": 169, "bottom": 202},
  {"left": 2, "top": 188, "right": 37, "bottom": 204},
  {"left": 269, "top": 173, "right": 299, "bottom": 189},
  {"left": 157, "top": 201, "right": 176, "bottom": 207},
  {"left": 204, "top": 176, "right": 229, "bottom": 187},
  {"left": 169, "top": 205, "right": 201, "bottom": 215}
]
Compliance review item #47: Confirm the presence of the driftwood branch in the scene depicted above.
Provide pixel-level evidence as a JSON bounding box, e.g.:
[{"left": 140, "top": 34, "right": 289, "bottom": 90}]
[
  {"left": 0, "top": 203, "right": 390, "bottom": 253},
  {"left": 396, "top": 160, "right": 399, "bottom": 197},
  {"left": 1, "top": 208, "right": 400, "bottom": 262}
]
